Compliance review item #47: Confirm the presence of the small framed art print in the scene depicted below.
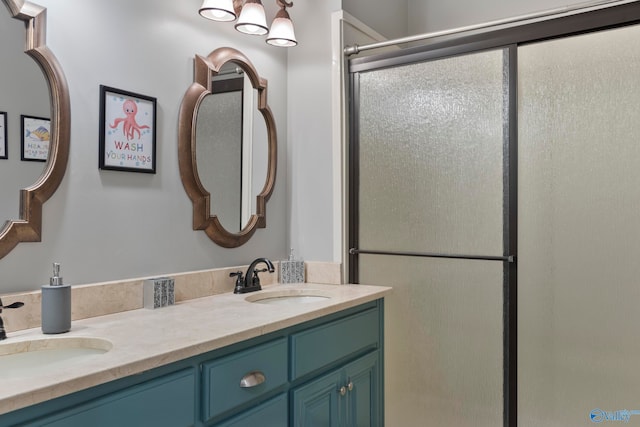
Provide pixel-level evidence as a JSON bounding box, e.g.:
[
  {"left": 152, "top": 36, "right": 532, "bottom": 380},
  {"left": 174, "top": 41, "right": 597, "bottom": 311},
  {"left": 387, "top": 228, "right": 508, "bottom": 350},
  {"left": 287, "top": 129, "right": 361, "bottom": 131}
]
[
  {"left": 21, "top": 115, "right": 51, "bottom": 162},
  {"left": 99, "top": 85, "right": 157, "bottom": 173}
]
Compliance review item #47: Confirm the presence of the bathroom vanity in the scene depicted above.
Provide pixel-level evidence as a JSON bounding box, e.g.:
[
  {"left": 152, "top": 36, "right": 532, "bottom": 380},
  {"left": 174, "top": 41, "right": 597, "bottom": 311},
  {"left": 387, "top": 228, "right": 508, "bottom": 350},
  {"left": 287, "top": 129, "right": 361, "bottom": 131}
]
[{"left": 0, "top": 284, "right": 389, "bottom": 426}]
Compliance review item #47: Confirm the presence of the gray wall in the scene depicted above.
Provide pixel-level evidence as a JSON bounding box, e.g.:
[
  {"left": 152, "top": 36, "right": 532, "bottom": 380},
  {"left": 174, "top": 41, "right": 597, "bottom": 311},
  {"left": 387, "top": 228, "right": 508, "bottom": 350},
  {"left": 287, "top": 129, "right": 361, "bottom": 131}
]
[
  {"left": 342, "top": 0, "right": 409, "bottom": 39},
  {"left": 1, "top": 0, "right": 289, "bottom": 292},
  {"left": 287, "top": 0, "right": 341, "bottom": 263}
]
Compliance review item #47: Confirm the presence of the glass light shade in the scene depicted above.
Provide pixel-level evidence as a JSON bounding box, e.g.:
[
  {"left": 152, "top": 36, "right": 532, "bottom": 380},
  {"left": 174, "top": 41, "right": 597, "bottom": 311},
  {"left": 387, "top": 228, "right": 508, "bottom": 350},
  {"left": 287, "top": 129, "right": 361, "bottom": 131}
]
[
  {"left": 199, "top": 0, "right": 236, "bottom": 22},
  {"left": 235, "top": 0, "right": 268, "bottom": 35},
  {"left": 266, "top": 8, "right": 297, "bottom": 47}
]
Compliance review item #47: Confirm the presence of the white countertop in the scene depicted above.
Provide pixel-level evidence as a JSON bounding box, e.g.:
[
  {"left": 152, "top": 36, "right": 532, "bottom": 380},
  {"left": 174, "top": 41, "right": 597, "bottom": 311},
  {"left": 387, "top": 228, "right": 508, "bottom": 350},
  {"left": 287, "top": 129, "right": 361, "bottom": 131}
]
[{"left": 0, "top": 283, "right": 391, "bottom": 415}]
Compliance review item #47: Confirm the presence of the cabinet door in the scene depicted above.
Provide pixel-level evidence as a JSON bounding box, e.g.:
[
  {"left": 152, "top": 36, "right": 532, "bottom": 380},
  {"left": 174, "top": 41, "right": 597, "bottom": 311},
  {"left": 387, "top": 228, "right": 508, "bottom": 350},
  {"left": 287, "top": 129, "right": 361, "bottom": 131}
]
[
  {"left": 292, "top": 370, "right": 342, "bottom": 427},
  {"left": 292, "top": 351, "right": 381, "bottom": 427},
  {"left": 343, "top": 352, "right": 380, "bottom": 427}
]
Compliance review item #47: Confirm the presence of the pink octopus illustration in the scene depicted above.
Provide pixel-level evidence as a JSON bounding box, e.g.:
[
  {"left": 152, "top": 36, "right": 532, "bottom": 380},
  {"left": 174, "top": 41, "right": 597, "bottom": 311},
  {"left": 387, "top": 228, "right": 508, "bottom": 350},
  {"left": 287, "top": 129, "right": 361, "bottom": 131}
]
[{"left": 110, "top": 99, "right": 149, "bottom": 140}]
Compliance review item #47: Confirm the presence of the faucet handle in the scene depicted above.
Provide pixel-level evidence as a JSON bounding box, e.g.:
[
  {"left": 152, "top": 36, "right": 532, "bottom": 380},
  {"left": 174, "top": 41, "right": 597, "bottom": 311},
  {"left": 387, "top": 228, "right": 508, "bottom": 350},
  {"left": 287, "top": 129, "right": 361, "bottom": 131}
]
[
  {"left": 0, "top": 299, "right": 24, "bottom": 313},
  {"left": 251, "top": 268, "right": 269, "bottom": 287},
  {"left": 230, "top": 271, "right": 245, "bottom": 294},
  {"left": 0, "top": 300, "right": 23, "bottom": 341},
  {"left": 1, "top": 302, "right": 24, "bottom": 310}
]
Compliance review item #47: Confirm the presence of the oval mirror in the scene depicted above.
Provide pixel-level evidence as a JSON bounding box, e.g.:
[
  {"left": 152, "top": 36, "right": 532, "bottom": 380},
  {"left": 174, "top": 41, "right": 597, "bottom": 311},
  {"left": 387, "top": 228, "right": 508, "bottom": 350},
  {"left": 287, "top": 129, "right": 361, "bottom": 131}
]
[
  {"left": 0, "top": 0, "right": 70, "bottom": 259},
  {"left": 178, "top": 47, "right": 276, "bottom": 248}
]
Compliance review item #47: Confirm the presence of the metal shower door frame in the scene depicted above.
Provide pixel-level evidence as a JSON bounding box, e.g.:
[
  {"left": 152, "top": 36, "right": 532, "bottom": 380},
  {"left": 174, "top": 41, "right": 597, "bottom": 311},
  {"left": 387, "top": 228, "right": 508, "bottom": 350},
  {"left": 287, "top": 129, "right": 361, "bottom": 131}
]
[{"left": 348, "top": 45, "right": 517, "bottom": 426}]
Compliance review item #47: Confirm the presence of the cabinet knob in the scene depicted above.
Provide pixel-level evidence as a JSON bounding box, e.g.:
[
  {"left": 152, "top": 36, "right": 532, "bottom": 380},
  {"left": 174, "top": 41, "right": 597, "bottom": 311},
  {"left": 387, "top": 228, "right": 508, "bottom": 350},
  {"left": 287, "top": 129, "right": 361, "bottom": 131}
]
[
  {"left": 339, "top": 386, "right": 347, "bottom": 396},
  {"left": 347, "top": 381, "right": 354, "bottom": 392},
  {"left": 240, "top": 371, "right": 266, "bottom": 388}
]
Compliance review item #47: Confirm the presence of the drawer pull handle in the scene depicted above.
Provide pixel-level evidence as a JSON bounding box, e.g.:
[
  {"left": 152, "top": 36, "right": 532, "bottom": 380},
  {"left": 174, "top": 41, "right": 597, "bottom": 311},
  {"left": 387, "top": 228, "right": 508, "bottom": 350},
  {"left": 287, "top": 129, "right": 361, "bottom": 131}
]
[{"left": 240, "top": 371, "right": 266, "bottom": 388}]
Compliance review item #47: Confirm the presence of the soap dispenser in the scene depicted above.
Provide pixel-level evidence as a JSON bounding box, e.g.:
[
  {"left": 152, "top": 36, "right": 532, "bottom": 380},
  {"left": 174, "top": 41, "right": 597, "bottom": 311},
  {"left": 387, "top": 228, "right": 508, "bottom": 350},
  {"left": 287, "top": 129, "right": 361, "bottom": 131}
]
[{"left": 41, "top": 262, "right": 71, "bottom": 334}]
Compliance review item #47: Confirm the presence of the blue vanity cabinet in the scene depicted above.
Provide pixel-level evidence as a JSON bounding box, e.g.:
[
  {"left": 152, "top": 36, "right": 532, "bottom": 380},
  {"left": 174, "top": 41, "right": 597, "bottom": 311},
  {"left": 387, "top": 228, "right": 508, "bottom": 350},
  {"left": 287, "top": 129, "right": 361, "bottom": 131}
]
[{"left": 0, "top": 299, "right": 384, "bottom": 427}]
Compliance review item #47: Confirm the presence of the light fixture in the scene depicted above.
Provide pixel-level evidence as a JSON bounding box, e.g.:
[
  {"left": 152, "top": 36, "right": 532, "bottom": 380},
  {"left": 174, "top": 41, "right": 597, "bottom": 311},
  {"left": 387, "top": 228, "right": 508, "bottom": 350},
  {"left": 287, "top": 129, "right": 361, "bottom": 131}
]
[
  {"left": 235, "top": 0, "right": 268, "bottom": 35},
  {"left": 199, "top": 0, "right": 237, "bottom": 22},
  {"left": 266, "top": 1, "right": 297, "bottom": 47},
  {"left": 199, "top": 0, "right": 297, "bottom": 47}
]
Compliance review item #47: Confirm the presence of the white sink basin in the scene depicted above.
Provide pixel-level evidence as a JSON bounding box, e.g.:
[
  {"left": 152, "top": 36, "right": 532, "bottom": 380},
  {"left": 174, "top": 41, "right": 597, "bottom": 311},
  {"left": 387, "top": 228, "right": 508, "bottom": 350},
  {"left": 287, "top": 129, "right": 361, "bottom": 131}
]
[
  {"left": 0, "top": 337, "right": 112, "bottom": 378},
  {"left": 245, "top": 289, "right": 332, "bottom": 305}
]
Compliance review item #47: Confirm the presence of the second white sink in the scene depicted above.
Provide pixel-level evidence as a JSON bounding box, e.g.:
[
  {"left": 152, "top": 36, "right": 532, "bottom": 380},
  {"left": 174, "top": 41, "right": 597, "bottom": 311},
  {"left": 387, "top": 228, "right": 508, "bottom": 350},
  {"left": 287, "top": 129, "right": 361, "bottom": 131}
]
[{"left": 245, "top": 289, "right": 332, "bottom": 305}]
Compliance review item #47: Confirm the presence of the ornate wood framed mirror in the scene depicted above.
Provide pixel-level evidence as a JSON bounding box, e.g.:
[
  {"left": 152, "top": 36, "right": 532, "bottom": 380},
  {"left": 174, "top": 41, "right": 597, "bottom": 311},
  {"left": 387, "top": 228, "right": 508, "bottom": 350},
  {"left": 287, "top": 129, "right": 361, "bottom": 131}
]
[
  {"left": 0, "top": 0, "right": 71, "bottom": 259},
  {"left": 178, "top": 47, "right": 277, "bottom": 248}
]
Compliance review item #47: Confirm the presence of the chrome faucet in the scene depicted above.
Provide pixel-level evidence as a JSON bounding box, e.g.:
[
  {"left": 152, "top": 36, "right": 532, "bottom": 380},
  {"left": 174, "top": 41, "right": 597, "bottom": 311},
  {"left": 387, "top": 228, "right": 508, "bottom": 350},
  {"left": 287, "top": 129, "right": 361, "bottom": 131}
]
[
  {"left": 230, "top": 258, "right": 275, "bottom": 294},
  {"left": 0, "top": 298, "right": 25, "bottom": 340}
]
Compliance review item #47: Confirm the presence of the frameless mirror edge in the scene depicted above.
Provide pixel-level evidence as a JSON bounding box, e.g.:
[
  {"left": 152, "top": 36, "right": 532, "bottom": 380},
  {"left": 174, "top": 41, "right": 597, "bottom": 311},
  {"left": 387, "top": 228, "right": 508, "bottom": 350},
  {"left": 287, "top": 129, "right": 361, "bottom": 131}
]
[
  {"left": 178, "top": 47, "right": 277, "bottom": 248},
  {"left": 0, "top": 0, "right": 71, "bottom": 259}
]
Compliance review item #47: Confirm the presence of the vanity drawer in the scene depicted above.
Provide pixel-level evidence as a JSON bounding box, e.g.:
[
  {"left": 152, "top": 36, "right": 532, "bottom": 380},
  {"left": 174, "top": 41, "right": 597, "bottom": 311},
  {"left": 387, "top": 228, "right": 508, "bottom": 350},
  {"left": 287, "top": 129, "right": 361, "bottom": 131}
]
[
  {"left": 202, "top": 337, "right": 288, "bottom": 422},
  {"left": 291, "top": 308, "right": 379, "bottom": 380}
]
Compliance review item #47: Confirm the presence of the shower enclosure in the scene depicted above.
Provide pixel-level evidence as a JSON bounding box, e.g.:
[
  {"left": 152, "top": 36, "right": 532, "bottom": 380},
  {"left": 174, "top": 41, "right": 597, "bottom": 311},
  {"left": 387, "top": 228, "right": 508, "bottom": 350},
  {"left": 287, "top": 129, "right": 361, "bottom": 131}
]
[{"left": 348, "top": 3, "right": 640, "bottom": 426}]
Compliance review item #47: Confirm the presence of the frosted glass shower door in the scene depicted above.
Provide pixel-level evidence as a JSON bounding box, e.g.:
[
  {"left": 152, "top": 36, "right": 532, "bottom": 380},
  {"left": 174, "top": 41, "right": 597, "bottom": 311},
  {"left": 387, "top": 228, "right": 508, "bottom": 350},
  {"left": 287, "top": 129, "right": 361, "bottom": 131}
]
[
  {"left": 353, "top": 49, "right": 510, "bottom": 426},
  {"left": 518, "top": 24, "right": 640, "bottom": 427}
]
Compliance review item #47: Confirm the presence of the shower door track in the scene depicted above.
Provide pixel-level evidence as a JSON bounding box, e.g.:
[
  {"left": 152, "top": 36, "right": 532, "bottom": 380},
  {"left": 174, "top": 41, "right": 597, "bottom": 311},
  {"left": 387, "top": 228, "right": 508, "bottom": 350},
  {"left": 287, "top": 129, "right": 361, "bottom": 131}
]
[
  {"left": 344, "top": 0, "right": 639, "bottom": 56},
  {"left": 349, "top": 248, "right": 514, "bottom": 263}
]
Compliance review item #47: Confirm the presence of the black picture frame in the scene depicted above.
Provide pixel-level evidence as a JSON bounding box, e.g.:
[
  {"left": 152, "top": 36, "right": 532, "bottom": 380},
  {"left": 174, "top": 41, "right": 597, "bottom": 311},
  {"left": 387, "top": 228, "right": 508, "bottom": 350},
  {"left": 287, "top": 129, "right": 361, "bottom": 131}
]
[
  {"left": 20, "top": 114, "right": 51, "bottom": 162},
  {"left": 99, "top": 85, "right": 157, "bottom": 173}
]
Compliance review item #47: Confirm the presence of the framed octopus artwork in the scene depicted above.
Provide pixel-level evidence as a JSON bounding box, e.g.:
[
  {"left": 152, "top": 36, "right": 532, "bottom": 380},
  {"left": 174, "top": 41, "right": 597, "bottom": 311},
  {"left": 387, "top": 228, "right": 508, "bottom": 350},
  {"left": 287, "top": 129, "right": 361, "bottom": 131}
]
[{"left": 99, "top": 85, "right": 157, "bottom": 173}]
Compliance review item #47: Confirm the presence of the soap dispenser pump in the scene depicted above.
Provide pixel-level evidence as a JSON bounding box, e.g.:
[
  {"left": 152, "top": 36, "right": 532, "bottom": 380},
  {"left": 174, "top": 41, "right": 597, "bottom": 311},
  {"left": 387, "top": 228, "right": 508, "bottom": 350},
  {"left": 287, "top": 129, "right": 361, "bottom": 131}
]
[{"left": 41, "top": 262, "right": 71, "bottom": 334}]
